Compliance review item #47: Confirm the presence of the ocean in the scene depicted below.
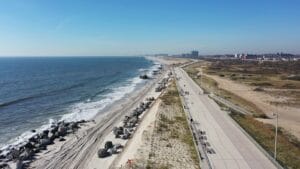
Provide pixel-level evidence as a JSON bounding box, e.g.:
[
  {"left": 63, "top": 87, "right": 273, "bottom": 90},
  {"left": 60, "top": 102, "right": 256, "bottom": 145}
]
[{"left": 0, "top": 56, "right": 156, "bottom": 149}]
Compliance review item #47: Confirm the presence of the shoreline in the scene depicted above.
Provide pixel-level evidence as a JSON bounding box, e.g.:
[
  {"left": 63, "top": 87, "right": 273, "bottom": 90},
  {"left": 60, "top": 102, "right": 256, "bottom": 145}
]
[
  {"left": 27, "top": 58, "right": 168, "bottom": 169},
  {"left": 0, "top": 56, "right": 189, "bottom": 169},
  {"left": 0, "top": 56, "right": 165, "bottom": 169},
  {"left": 0, "top": 56, "right": 156, "bottom": 150}
]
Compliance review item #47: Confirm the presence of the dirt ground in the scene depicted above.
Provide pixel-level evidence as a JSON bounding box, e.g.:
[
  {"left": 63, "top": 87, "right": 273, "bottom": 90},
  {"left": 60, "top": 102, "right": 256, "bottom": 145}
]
[{"left": 205, "top": 73, "right": 300, "bottom": 139}]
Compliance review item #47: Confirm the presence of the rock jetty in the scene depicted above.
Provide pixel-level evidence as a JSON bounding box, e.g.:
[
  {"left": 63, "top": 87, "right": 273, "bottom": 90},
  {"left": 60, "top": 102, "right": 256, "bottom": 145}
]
[{"left": 0, "top": 120, "right": 88, "bottom": 168}]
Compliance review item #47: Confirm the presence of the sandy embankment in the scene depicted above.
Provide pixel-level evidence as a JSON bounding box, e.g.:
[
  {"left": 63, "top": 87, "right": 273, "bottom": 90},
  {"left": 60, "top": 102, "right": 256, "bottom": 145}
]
[
  {"left": 205, "top": 74, "right": 300, "bottom": 139},
  {"left": 28, "top": 57, "right": 174, "bottom": 169},
  {"left": 113, "top": 99, "right": 161, "bottom": 168},
  {"left": 114, "top": 79, "right": 199, "bottom": 169},
  {"left": 86, "top": 81, "right": 163, "bottom": 169}
]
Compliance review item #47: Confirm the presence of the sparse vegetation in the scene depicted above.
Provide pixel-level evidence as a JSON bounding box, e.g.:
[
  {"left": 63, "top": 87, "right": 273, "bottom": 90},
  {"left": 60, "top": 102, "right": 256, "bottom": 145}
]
[
  {"left": 184, "top": 62, "right": 266, "bottom": 116},
  {"left": 185, "top": 60, "right": 300, "bottom": 169},
  {"left": 147, "top": 80, "right": 200, "bottom": 169},
  {"left": 230, "top": 112, "right": 300, "bottom": 169},
  {"left": 204, "top": 59, "right": 300, "bottom": 90}
]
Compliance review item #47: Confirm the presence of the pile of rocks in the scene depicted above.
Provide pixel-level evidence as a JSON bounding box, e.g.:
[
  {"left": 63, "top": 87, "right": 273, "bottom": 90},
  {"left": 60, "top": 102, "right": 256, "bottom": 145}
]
[
  {"left": 0, "top": 120, "right": 88, "bottom": 168},
  {"left": 124, "top": 99, "right": 153, "bottom": 133},
  {"left": 146, "top": 97, "right": 155, "bottom": 102},
  {"left": 155, "top": 77, "right": 169, "bottom": 92},
  {"left": 139, "top": 74, "right": 149, "bottom": 79},
  {"left": 97, "top": 141, "right": 123, "bottom": 158},
  {"left": 98, "top": 97, "right": 155, "bottom": 159},
  {"left": 114, "top": 99, "right": 153, "bottom": 139},
  {"left": 152, "top": 70, "right": 159, "bottom": 75}
]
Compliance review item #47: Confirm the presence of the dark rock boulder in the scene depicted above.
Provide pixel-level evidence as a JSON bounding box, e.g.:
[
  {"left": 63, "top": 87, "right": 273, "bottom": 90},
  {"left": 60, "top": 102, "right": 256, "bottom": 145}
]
[
  {"left": 33, "top": 135, "right": 40, "bottom": 142},
  {"left": 69, "top": 122, "right": 79, "bottom": 130},
  {"left": 0, "top": 154, "right": 5, "bottom": 159},
  {"left": 39, "top": 145, "right": 47, "bottom": 151},
  {"left": 28, "top": 136, "right": 37, "bottom": 143},
  {"left": 64, "top": 122, "right": 70, "bottom": 127},
  {"left": 78, "top": 120, "right": 86, "bottom": 123},
  {"left": 121, "top": 134, "right": 130, "bottom": 139},
  {"left": 19, "top": 148, "right": 33, "bottom": 161},
  {"left": 7, "top": 148, "right": 20, "bottom": 160},
  {"left": 59, "top": 137, "right": 66, "bottom": 142},
  {"left": 33, "top": 143, "right": 40, "bottom": 149},
  {"left": 104, "top": 141, "right": 113, "bottom": 150},
  {"left": 0, "top": 162, "right": 9, "bottom": 169},
  {"left": 24, "top": 142, "right": 34, "bottom": 149},
  {"left": 113, "top": 127, "right": 124, "bottom": 136},
  {"left": 16, "top": 160, "right": 23, "bottom": 169},
  {"left": 43, "top": 130, "right": 49, "bottom": 135},
  {"left": 97, "top": 149, "right": 110, "bottom": 158},
  {"left": 139, "top": 75, "right": 149, "bottom": 79},
  {"left": 147, "top": 97, "right": 155, "bottom": 101},
  {"left": 40, "top": 138, "right": 51, "bottom": 146},
  {"left": 114, "top": 143, "right": 123, "bottom": 149},
  {"left": 50, "top": 126, "right": 58, "bottom": 134},
  {"left": 33, "top": 148, "right": 40, "bottom": 153},
  {"left": 57, "top": 126, "right": 67, "bottom": 136},
  {"left": 49, "top": 134, "right": 56, "bottom": 142},
  {"left": 50, "top": 124, "right": 57, "bottom": 128},
  {"left": 112, "top": 127, "right": 118, "bottom": 136}
]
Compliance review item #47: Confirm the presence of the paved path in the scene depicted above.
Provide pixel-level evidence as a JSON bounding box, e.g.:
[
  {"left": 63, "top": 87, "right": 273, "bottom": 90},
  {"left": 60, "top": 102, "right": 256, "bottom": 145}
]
[{"left": 174, "top": 67, "right": 277, "bottom": 169}]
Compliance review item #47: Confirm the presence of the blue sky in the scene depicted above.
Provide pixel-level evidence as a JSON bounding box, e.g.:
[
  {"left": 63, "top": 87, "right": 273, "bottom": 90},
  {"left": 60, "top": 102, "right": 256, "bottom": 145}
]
[{"left": 0, "top": 0, "right": 299, "bottom": 56}]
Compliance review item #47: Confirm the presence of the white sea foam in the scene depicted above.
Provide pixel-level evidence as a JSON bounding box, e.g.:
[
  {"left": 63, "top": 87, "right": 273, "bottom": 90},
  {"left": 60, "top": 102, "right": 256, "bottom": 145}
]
[
  {"left": 0, "top": 118, "right": 56, "bottom": 154},
  {"left": 60, "top": 75, "right": 143, "bottom": 123},
  {"left": 58, "top": 59, "right": 159, "bottom": 123},
  {"left": 0, "top": 60, "right": 159, "bottom": 153},
  {"left": 0, "top": 79, "right": 140, "bottom": 153}
]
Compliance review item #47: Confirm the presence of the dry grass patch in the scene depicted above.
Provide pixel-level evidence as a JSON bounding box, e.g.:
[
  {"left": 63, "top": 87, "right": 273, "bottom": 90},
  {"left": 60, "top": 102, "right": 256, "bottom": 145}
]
[
  {"left": 185, "top": 61, "right": 300, "bottom": 169},
  {"left": 230, "top": 112, "right": 300, "bottom": 169},
  {"left": 184, "top": 62, "right": 266, "bottom": 116},
  {"left": 146, "top": 80, "right": 200, "bottom": 169}
]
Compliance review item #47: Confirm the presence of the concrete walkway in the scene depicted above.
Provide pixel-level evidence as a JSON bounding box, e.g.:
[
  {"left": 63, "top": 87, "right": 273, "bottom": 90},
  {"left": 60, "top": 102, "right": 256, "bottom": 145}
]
[{"left": 174, "top": 67, "right": 277, "bottom": 169}]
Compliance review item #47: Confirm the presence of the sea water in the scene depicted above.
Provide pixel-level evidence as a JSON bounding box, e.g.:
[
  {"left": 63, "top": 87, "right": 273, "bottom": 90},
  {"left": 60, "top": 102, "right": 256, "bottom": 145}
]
[{"left": 0, "top": 56, "right": 158, "bottom": 149}]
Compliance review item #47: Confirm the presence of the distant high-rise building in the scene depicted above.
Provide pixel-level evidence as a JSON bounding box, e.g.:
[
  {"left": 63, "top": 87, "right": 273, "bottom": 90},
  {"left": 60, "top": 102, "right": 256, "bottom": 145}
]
[{"left": 191, "top": 50, "right": 199, "bottom": 57}]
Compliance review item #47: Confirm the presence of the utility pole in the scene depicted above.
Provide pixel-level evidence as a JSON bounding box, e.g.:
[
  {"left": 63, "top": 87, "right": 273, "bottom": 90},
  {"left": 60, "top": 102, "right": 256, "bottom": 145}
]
[{"left": 274, "top": 112, "right": 278, "bottom": 160}]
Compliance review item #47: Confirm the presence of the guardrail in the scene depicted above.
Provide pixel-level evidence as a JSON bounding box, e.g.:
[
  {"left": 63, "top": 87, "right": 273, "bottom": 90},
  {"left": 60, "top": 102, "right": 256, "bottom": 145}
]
[
  {"left": 173, "top": 68, "right": 213, "bottom": 169},
  {"left": 227, "top": 113, "right": 285, "bottom": 169},
  {"left": 208, "top": 93, "right": 284, "bottom": 169},
  {"left": 209, "top": 94, "right": 252, "bottom": 115},
  {"left": 199, "top": 83, "right": 284, "bottom": 169},
  {"left": 180, "top": 67, "right": 285, "bottom": 169}
]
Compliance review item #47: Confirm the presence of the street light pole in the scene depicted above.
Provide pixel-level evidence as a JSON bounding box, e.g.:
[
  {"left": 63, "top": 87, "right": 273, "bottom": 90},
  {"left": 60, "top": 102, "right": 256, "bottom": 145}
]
[{"left": 274, "top": 112, "right": 278, "bottom": 160}]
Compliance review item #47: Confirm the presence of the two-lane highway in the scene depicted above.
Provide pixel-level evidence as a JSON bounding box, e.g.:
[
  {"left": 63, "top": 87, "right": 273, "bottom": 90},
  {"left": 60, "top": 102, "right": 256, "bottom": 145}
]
[{"left": 174, "top": 67, "right": 277, "bottom": 169}]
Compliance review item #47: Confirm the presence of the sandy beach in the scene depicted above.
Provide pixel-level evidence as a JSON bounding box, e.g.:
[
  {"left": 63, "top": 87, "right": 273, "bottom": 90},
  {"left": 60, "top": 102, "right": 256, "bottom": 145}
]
[
  {"left": 113, "top": 94, "right": 161, "bottom": 168},
  {"left": 25, "top": 57, "right": 174, "bottom": 169},
  {"left": 0, "top": 56, "right": 189, "bottom": 169},
  {"left": 85, "top": 77, "right": 164, "bottom": 169}
]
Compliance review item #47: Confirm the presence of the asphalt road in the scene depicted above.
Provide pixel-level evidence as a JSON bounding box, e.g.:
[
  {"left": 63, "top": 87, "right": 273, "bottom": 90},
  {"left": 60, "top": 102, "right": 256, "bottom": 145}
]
[{"left": 174, "top": 67, "right": 277, "bottom": 169}]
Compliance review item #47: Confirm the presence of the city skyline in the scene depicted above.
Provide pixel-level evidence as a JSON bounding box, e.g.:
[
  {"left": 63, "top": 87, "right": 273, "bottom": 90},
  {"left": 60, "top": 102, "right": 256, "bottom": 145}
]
[{"left": 0, "top": 0, "right": 300, "bottom": 56}]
